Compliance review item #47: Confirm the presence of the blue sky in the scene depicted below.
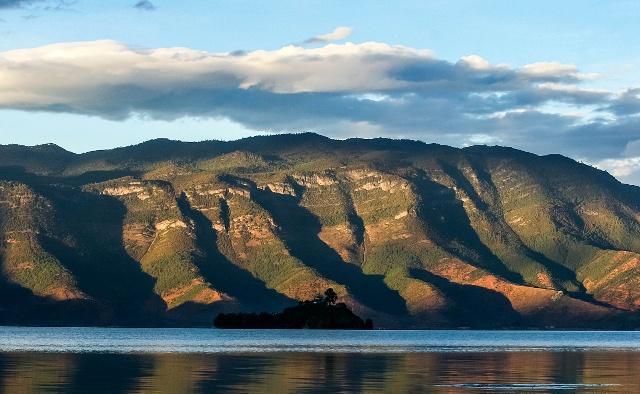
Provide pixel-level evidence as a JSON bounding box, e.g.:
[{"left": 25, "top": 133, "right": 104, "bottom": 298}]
[{"left": 1, "top": 0, "right": 640, "bottom": 182}]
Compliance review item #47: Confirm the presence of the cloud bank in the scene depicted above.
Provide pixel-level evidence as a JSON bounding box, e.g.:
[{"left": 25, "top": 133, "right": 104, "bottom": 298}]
[{"left": 1, "top": 37, "right": 640, "bottom": 182}]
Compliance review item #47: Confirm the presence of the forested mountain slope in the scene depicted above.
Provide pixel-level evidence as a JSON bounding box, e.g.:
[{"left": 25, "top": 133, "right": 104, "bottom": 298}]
[{"left": 2, "top": 133, "right": 640, "bottom": 328}]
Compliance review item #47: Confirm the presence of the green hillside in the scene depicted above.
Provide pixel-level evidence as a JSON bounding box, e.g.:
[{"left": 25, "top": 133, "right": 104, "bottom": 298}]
[{"left": 2, "top": 133, "right": 640, "bottom": 328}]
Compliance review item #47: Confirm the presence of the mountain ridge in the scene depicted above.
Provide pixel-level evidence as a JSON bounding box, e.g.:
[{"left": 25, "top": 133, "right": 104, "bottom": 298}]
[{"left": 2, "top": 133, "right": 640, "bottom": 328}]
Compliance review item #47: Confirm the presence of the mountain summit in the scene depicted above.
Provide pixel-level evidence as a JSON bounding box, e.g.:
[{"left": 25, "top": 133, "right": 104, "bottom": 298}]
[{"left": 2, "top": 134, "right": 640, "bottom": 328}]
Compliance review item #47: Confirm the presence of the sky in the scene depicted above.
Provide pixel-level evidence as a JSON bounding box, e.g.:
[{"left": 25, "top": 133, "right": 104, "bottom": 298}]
[{"left": 1, "top": 0, "right": 640, "bottom": 184}]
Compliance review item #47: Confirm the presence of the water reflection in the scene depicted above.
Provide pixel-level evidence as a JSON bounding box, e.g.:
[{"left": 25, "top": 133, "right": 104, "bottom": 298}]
[{"left": 0, "top": 351, "right": 638, "bottom": 393}]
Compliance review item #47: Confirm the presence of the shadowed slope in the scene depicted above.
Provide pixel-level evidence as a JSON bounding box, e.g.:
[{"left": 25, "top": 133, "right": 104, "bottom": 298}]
[
  {"left": 409, "top": 268, "right": 521, "bottom": 328},
  {"left": 409, "top": 171, "right": 523, "bottom": 283},
  {"left": 246, "top": 179, "right": 408, "bottom": 316},
  {"left": 176, "top": 193, "right": 293, "bottom": 310},
  {"left": 38, "top": 186, "right": 166, "bottom": 325}
]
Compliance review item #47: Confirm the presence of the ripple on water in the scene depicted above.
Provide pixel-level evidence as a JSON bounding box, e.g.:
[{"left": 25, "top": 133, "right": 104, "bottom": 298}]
[{"left": 0, "top": 328, "right": 638, "bottom": 392}]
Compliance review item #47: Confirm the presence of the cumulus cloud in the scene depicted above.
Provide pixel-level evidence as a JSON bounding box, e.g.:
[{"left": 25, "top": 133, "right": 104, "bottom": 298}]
[
  {"left": 0, "top": 40, "right": 600, "bottom": 106},
  {"left": 303, "top": 26, "right": 352, "bottom": 44},
  {"left": 1, "top": 38, "right": 640, "bottom": 183},
  {"left": 133, "top": 0, "right": 155, "bottom": 11}
]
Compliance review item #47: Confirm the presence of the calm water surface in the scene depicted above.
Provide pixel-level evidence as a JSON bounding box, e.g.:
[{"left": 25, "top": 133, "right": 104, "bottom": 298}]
[{"left": 1, "top": 327, "right": 640, "bottom": 393}]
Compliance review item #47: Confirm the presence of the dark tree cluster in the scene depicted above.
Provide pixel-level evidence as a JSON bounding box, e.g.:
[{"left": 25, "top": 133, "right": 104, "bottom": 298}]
[{"left": 214, "top": 288, "right": 373, "bottom": 329}]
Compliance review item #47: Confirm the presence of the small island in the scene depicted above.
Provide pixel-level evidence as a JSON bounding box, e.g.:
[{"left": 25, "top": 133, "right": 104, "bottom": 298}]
[{"left": 214, "top": 289, "right": 374, "bottom": 329}]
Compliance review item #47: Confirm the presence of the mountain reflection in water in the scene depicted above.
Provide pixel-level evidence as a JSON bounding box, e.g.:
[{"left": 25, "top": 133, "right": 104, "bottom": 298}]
[{"left": 0, "top": 351, "right": 637, "bottom": 393}]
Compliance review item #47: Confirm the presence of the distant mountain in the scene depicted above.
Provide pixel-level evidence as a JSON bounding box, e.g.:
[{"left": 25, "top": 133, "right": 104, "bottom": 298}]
[{"left": 2, "top": 133, "right": 640, "bottom": 328}]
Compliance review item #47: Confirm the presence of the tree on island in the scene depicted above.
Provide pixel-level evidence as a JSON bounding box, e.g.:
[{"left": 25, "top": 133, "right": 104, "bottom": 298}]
[
  {"left": 311, "top": 288, "right": 338, "bottom": 306},
  {"left": 214, "top": 288, "right": 373, "bottom": 329},
  {"left": 323, "top": 288, "right": 338, "bottom": 305}
]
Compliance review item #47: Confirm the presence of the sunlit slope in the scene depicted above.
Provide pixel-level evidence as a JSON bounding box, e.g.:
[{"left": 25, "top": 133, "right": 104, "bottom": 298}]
[
  {"left": 0, "top": 182, "right": 83, "bottom": 301},
  {"left": 1, "top": 133, "right": 640, "bottom": 327}
]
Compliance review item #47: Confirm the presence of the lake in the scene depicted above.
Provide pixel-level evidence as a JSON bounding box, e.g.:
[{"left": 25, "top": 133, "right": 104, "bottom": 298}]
[{"left": 1, "top": 328, "right": 640, "bottom": 393}]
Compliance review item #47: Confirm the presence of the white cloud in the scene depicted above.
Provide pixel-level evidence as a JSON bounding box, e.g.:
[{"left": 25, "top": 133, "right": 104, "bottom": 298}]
[
  {"left": 0, "top": 40, "right": 436, "bottom": 101},
  {"left": 590, "top": 140, "right": 640, "bottom": 184},
  {"left": 465, "top": 133, "right": 502, "bottom": 145},
  {"left": 1, "top": 38, "right": 640, "bottom": 181},
  {"left": 459, "top": 55, "right": 492, "bottom": 70},
  {"left": 521, "top": 62, "right": 594, "bottom": 81},
  {"left": 0, "top": 39, "right": 597, "bottom": 108},
  {"left": 304, "top": 26, "right": 353, "bottom": 44},
  {"left": 536, "top": 83, "right": 608, "bottom": 95},
  {"left": 595, "top": 156, "right": 640, "bottom": 177}
]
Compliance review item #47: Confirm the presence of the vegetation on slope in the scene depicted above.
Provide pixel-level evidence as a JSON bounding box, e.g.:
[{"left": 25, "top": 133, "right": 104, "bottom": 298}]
[{"left": 2, "top": 133, "right": 640, "bottom": 328}]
